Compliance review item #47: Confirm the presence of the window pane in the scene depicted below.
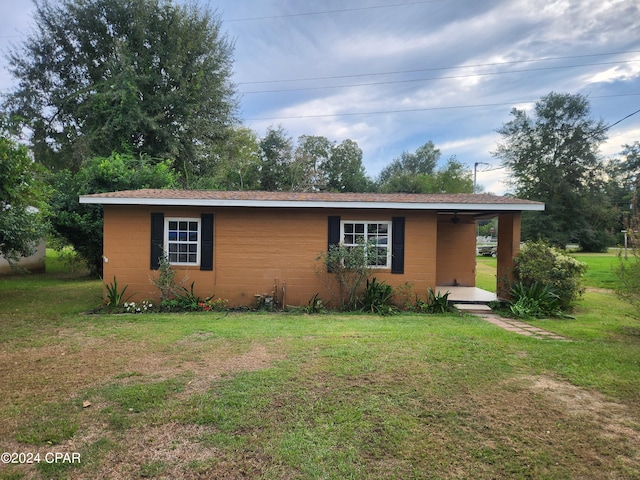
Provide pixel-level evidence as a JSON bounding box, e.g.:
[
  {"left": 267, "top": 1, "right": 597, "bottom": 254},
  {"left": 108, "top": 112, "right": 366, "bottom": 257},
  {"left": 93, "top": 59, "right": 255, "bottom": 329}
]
[
  {"left": 345, "top": 234, "right": 354, "bottom": 244},
  {"left": 355, "top": 224, "right": 365, "bottom": 234},
  {"left": 344, "top": 224, "right": 354, "bottom": 233},
  {"left": 166, "top": 218, "right": 200, "bottom": 265},
  {"left": 368, "top": 224, "right": 378, "bottom": 234}
]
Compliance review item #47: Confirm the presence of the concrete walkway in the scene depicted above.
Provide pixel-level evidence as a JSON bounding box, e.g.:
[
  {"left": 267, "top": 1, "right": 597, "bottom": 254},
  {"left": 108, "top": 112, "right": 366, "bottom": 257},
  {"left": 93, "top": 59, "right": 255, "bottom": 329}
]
[{"left": 454, "top": 304, "right": 567, "bottom": 340}]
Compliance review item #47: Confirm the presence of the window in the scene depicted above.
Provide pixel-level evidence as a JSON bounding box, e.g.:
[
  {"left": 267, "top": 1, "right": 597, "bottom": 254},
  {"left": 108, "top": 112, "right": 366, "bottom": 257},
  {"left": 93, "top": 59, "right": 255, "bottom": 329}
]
[
  {"left": 341, "top": 221, "right": 391, "bottom": 267},
  {"left": 166, "top": 218, "right": 200, "bottom": 265}
]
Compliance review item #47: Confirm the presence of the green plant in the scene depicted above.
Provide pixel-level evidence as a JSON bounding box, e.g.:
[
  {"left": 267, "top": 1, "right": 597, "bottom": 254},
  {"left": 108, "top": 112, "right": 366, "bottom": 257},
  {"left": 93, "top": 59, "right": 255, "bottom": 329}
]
[
  {"left": 417, "top": 287, "right": 451, "bottom": 314},
  {"left": 615, "top": 210, "right": 640, "bottom": 315},
  {"left": 198, "top": 297, "right": 229, "bottom": 312},
  {"left": 150, "top": 253, "right": 180, "bottom": 302},
  {"left": 103, "top": 276, "right": 131, "bottom": 311},
  {"left": 392, "top": 282, "right": 416, "bottom": 310},
  {"left": 513, "top": 240, "right": 587, "bottom": 311},
  {"left": 123, "top": 300, "right": 154, "bottom": 314},
  {"left": 508, "top": 281, "right": 564, "bottom": 319},
  {"left": 174, "top": 281, "right": 202, "bottom": 311},
  {"left": 303, "top": 293, "right": 325, "bottom": 314},
  {"left": 317, "top": 243, "right": 374, "bottom": 310},
  {"left": 360, "top": 277, "right": 397, "bottom": 316}
]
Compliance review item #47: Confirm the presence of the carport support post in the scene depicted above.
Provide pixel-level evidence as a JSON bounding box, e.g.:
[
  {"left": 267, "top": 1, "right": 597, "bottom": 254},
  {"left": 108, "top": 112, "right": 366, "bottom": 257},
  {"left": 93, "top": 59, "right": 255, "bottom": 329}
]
[{"left": 496, "top": 212, "right": 521, "bottom": 299}]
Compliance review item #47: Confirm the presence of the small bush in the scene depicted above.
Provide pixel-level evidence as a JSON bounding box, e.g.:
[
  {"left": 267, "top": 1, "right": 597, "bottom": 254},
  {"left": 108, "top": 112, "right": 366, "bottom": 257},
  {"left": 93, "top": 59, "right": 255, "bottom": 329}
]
[
  {"left": 303, "top": 293, "right": 325, "bottom": 314},
  {"left": 417, "top": 287, "right": 452, "bottom": 314},
  {"left": 103, "top": 276, "right": 132, "bottom": 311},
  {"left": 513, "top": 240, "right": 587, "bottom": 311},
  {"left": 360, "top": 277, "right": 397, "bottom": 316},
  {"left": 316, "top": 243, "right": 373, "bottom": 310},
  {"left": 508, "top": 282, "right": 563, "bottom": 319},
  {"left": 392, "top": 282, "right": 415, "bottom": 311},
  {"left": 616, "top": 254, "right": 640, "bottom": 315}
]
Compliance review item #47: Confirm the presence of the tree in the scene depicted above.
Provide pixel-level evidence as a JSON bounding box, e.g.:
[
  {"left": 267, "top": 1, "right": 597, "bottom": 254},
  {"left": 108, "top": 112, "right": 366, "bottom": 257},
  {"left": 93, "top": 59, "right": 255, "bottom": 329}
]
[
  {"left": 325, "top": 139, "right": 372, "bottom": 192},
  {"left": 196, "top": 126, "right": 262, "bottom": 190},
  {"left": 379, "top": 152, "right": 473, "bottom": 194},
  {"left": 0, "top": 127, "right": 49, "bottom": 267},
  {"left": 493, "top": 92, "right": 612, "bottom": 251},
  {"left": 259, "top": 126, "right": 294, "bottom": 191},
  {"left": 258, "top": 129, "right": 371, "bottom": 192},
  {"left": 377, "top": 140, "right": 439, "bottom": 185},
  {"left": 4, "top": 0, "right": 237, "bottom": 180},
  {"left": 617, "top": 142, "right": 640, "bottom": 197},
  {"left": 50, "top": 153, "right": 176, "bottom": 276},
  {"left": 292, "top": 135, "right": 332, "bottom": 192}
]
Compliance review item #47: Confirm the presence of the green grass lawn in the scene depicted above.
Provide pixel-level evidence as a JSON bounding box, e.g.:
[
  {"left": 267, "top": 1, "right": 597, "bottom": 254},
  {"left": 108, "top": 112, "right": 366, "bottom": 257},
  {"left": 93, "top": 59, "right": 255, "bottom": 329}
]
[{"left": 0, "top": 251, "right": 638, "bottom": 479}]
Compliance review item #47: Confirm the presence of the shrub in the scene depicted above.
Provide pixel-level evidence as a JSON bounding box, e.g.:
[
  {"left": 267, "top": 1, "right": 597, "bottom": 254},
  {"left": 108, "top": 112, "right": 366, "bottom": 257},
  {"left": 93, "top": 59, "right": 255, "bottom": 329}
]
[
  {"left": 360, "top": 277, "right": 397, "bottom": 316},
  {"left": 513, "top": 240, "right": 587, "bottom": 311},
  {"left": 508, "top": 282, "right": 563, "bottom": 319},
  {"left": 392, "top": 282, "right": 415, "bottom": 311},
  {"left": 303, "top": 293, "right": 325, "bottom": 314},
  {"left": 615, "top": 213, "right": 640, "bottom": 316},
  {"left": 316, "top": 243, "right": 373, "bottom": 311},
  {"left": 417, "top": 287, "right": 452, "bottom": 314},
  {"left": 104, "top": 276, "right": 132, "bottom": 311},
  {"left": 150, "top": 253, "right": 181, "bottom": 303}
]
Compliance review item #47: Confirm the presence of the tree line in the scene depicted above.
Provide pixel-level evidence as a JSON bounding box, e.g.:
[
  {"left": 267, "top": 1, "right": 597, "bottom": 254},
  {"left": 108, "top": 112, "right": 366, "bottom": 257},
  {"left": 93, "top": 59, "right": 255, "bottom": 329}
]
[{"left": 1, "top": 0, "right": 639, "bottom": 276}]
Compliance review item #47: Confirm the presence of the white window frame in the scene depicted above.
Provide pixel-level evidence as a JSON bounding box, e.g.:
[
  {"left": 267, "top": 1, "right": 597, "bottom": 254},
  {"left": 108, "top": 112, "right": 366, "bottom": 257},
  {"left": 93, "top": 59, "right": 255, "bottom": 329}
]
[
  {"left": 165, "top": 217, "right": 201, "bottom": 266},
  {"left": 341, "top": 220, "right": 392, "bottom": 268}
]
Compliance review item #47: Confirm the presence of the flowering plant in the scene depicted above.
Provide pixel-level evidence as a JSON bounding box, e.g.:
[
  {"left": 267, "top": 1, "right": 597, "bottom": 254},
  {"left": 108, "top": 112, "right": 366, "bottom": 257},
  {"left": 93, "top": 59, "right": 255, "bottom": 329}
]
[
  {"left": 123, "top": 300, "right": 154, "bottom": 314},
  {"left": 197, "top": 297, "right": 228, "bottom": 311}
]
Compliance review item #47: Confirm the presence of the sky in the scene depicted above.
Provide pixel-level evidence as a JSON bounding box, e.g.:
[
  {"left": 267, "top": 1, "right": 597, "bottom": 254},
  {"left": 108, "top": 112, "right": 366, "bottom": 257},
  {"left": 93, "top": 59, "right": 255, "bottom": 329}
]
[{"left": 1, "top": 0, "right": 640, "bottom": 194}]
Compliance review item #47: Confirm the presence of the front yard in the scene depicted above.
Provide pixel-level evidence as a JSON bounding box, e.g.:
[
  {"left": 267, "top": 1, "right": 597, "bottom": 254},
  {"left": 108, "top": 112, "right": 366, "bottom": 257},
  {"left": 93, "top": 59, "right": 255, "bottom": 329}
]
[{"left": 0, "top": 253, "right": 638, "bottom": 479}]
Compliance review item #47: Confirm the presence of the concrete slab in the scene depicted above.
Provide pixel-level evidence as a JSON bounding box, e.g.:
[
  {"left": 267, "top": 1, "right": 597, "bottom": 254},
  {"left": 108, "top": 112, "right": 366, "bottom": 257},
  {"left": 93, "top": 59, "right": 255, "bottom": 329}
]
[{"left": 437, "top": 286, "right": 497, "bottom": 304}]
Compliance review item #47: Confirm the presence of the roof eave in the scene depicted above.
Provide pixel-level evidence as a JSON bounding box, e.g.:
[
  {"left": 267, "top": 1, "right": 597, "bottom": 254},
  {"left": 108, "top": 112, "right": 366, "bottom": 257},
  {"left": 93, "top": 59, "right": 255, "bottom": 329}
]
[{"left": 78, "top": 196, "right": 545, "bottom": 211}]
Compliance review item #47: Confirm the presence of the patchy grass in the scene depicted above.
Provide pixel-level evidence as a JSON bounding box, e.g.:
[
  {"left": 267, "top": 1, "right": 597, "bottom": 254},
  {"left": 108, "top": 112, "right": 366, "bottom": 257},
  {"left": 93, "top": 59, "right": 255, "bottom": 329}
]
[{"left": 0, "top": 252, "right": 639, "bottom": 479}]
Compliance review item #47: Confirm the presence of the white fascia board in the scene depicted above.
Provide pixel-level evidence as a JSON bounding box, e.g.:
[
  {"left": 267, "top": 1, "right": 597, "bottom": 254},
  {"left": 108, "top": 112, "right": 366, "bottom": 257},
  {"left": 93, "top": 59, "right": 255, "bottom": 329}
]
[{"left": 79, "top": 195, "right": 545, "bottom": 211}]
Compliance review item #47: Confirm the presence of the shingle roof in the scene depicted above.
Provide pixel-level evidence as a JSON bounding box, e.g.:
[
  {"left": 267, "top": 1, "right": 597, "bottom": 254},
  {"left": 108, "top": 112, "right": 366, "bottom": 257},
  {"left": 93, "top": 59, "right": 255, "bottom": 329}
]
[{"left": 79, "top": 189, "right": 544, "bottom": 211}]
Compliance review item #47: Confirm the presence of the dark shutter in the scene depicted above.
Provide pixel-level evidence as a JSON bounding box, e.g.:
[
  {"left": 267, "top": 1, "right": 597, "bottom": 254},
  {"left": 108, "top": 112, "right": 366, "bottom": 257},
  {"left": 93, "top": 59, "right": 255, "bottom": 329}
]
[
  {"left": 150, "top": 213, "right": 164, "bottom": 270},
  {"left": 327, "top": 216, "right": 341, "bottom": 273},
  {"left": 200, "top": 213, "right": 214, "bottom": 271},
  {"left": 328, "top": 216, "right": 341, "bottom": 249},
  {"left": 391, "top": 216, "right": 405, "bottom": 274}
]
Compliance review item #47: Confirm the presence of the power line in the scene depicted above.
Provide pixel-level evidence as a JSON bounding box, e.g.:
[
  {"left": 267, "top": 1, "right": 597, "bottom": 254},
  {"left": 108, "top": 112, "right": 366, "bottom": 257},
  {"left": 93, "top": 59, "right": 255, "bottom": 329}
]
[
  {"left": 240, "top": 60, "right": 640, "bottom": 94},
  {"left": 476, "top": 106, "right": 640, "bottom": 174},
  {"left": 225, "top": 0, "right": 448, "bottom": 22},
  {"left": 238, "top": 50, "right": 640, "bottom": 85},
  {"left": 243, "top": 93, "right": 640, "bottom": 121}
]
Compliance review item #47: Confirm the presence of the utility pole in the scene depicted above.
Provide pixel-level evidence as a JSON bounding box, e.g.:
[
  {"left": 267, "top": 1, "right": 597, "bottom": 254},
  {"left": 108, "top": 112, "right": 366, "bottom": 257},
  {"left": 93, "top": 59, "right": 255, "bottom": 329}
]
[{"left": 473, "top": 162, "right": 490, "bottom": 193}]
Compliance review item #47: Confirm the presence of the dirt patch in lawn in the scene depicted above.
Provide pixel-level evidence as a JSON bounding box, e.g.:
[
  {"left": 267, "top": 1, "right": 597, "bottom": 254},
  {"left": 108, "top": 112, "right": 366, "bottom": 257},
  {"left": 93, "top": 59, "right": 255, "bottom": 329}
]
[
  {"left": 0, "top": 333, "right": 284, "bottom": 440},
  {"left": 529, "top": 375, "right": 640, "bottom": 443}
]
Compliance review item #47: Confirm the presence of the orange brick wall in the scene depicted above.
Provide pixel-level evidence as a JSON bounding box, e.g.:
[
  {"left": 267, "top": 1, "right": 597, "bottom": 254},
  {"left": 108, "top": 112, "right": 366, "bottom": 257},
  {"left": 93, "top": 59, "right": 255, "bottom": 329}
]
[
  {"left": 435, "top": 216, "right": 477, "bottom": 287},
  {"left": 103, "top": 206, "right": 461, "bottom": 307}
]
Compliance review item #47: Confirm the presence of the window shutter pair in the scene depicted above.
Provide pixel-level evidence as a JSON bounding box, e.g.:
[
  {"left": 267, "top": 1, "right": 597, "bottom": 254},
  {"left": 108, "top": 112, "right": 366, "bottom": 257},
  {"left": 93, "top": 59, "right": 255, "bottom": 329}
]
[
  {"left": 327, "top": 216, "right": 404, "bottom": 274},
  {"left": 150, "top": 213, "right": 214, "bottom": 270}
]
